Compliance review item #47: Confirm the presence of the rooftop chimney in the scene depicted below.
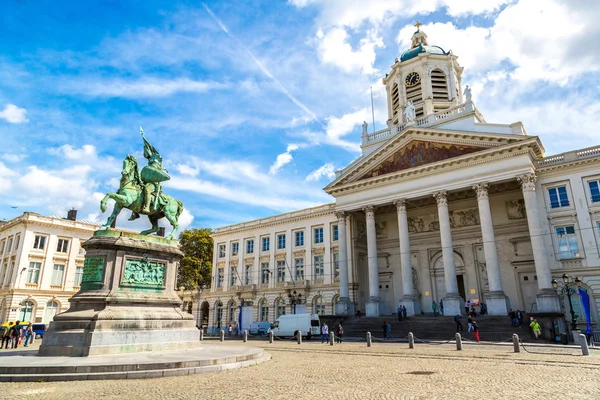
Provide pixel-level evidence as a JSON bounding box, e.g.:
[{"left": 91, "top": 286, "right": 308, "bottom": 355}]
[{"left": 67, "top": 209, "right": 78, "bottom": 221}]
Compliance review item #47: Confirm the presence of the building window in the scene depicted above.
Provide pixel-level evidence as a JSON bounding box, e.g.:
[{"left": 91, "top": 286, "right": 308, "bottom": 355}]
[
  {"left": 228, "top": 301, "right": 236, "bottom": 322},
  {"left": 26, "top": 262, "right": 41, "bottom": 284},
  {"left": 44, "top": 301, "right": 59, "bottom": 324},
  {"left": 555, "top": 225, "right": 580, "bottom": 259},
  {"left": 245, "top": 264, "right": 252, "bottom": 285},
  {"left": 0, "top": 240, "right": 4, "bottom": 255},
  {"left": 51, "top": 264, "right": 65, "bottom": 286},
  {"left": 1, "top": 262, "right": 7, "bottom": 285},
  {"left": 548, "top": 186, "right": 570, "bottom": 208},
  {"left": 314, "top": 255, "right": 324, "bottom": 278},
  {"left": 313, "top": 296, "right": 325, "bottom": 315},
  {"left": 261, "top": 262, "right": 270, "bottom": 284},
  {"left": 314, "top": 227, "right": 324, "bottom": 244},
  {"left": 246, "top": 239, "right": 254, "bottom": 254},
  {"left": 218, "top": 244, "right": 226, "bottom": 258},
  {"left": 277, "top": 234, "right": 286, "bottom": 250},
  {"left": 276, "top": 298, "right": 286, "bottom": 318},
  {"left": 232, "top": 242, "right": 239, "bottom": 256},
  {"left": 333, "top": 253, "right": 340, "bottom": 278},
  {"left": 14, "top": 235, "right": 19, "bottom": 250},
  {"left": 294, "top": 258, "right": 304, "bottom": 281},
  {"left": 295, "top": 231, "right": 304, "bottom": 247},
  {"left": 56, "top": 238, "right": 69, "bottom": 253},
  {"left": 589, "top": 180, "right": 600, "bottom": 203},
  {"left": 230, "top": 267, "right": 237, "bottom": 287},
  {"left": 6, "top": 238, "right": 12, "bottom": 253},
  {"left": 260, "top": 302, "right": 269, "bottom": 322},
  {"left": 215, "top": 302, "right": 223, "bottom": 328},
  {"left": 262, "top": 237, "right": 270, "bottom": 252},
  {"left": 277, "top": 260, "right": 286, "bottom": 282},
  {"left": 33, "top": 235, "right": 47, "bottom": 250},
  {"left": 19, "top": 301, "right": 34, "bottom": 322},
  {"left": 217, "top": 268, "right": 224, "bottom": 288},
  {"left": 333, "top": 225, "right": 339, "bottom": 241},
  {"left": 74, "top": 266, "right": 83, "bottom": 287}
]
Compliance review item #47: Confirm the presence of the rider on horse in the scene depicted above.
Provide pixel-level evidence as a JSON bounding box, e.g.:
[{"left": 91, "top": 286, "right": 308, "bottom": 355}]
[{"left": 140, "top": 127, "right": 170, "bottom": 214}]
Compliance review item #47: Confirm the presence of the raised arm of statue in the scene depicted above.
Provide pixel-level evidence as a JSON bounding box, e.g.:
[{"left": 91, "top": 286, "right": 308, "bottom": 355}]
[{"left": 140, "top": 126, "right": 162, "bottom": 164}]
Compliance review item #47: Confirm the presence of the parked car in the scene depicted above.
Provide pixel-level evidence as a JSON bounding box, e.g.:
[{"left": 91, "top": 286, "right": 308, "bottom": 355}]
[
  {"left": 249, "top": 321, "right": 272, "bottom": 336},
  {"left": 32, "top": 324, "right": 46, "bottom": 339},
  {"left": 270, "top": 313, "right": 320, "bottom": 339}
]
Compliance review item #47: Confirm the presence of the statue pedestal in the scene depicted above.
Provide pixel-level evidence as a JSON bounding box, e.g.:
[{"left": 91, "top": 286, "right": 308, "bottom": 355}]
[{"left": 39, "top": 232, "right": 200, "bottom": 357}]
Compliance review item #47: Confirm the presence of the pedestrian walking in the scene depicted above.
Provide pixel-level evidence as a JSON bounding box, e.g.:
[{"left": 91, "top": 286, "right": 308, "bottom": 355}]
[
  {"left": 464, "top": 300, "right": 470, "bottom": 315},
  {"left": 467, "top": 315, "right": 474, "bottom": 332},
  {"left": 382, "top": 321, "right": 388, "bottom": 339},
  {"left": 397, "top": 305, "right": 403, "bottom": 322},
  {"left": 480, "top": 303, "right": 488, "bottom": 315},
  {"left": 432, "top": 301, "right": 438, "bottom": 317},
  {"left": 2, "top": 322, "right": 13, "bottom": 349},
  {"left": 439, "top": 300, "right": 444, "bottom": 315},
  {"left": 530, "top": 318, "right": 541, "bottom": 339},
  {"left": 472, "top": 320, "right": 480, "bottom": 342},
  {"left": 321, "top": 322, "right": 329, "bottom": 343},
  {"left": 454, "top": 314, "right": 463, "bottom": 332},
  {"left": 516, "top": 310, "right": 523, "bottom": 327},
  {"left": 402, "top": 305, "right": 407, "bottom": 319},
  {"left": 336, "top": 323, "right": 343, "bottom": 344},
  {"left": 387, "top": 322, "right": 393, "bottom": 339},
  {"left": 227, "top": 324, "right": 233, "bottom": 338},
  {"left": 10, "top": 320, "right": 21, "bottom": 349},
  {"left": 23, "top": 323, "right": 33, "bottom": 347},
  {"left": 508, "top": 309, "right": 517, "bottom": 327},
  {"left": 470, "top": 307, "right": 477, "bottom": 318}
]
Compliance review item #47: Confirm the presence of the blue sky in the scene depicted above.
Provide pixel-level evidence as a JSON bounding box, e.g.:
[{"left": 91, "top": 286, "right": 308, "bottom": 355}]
[{"left": 1, "top": 0, "right": 599, "bottom": 231}]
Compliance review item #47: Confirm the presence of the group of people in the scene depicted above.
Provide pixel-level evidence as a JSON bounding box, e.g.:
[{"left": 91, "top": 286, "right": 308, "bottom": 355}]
[
  {"left": 1, "top": 321, "right": 34, "bottom": 349},
  {"left": 432, "top": 300, "right": 444, "bottom": 316},
  {"left": 396, "top": 305, "right": 408, "bottom": 321},
  {"left": 382, "top": 321, "right": 393, "bottom": 339},
  {"left": 454, "top": 314, "right": 481, "bottom": 342},
  {"left": 508, "top": 309, "right": 524, "bottom": 327},
  {"left": 320, "top": 322, "right": 344, "bottom": 344}
]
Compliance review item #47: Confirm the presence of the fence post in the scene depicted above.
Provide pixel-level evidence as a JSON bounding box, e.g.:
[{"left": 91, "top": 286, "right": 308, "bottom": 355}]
[
  {"left": 330, "top": 332, "right": 334, "bottom": 346},
  {"left": 455, "top": 333, "right": 462, "bottom": 351},
  {"left": 580, "top": 334, "right": 590, "bottom": 356},
  {"left": 200, "top": 329, "right": 204, "bottom": 341},
  {"left": 269, "top": 331, "right": 274, "bottom": 344},
  {"left": 367, "top": 332, "right": 372, "bottom": 347},
  {"left": 243, "top": 330, "right": 248, "bottom": 343},
  {"left": 297, "top": 330, "right": 302, "bottom": 344},
  {"left": 220, "top": 330, "right": 225, "bottom": 342},
  {"left": 408, "top": 332, "right": 414, "bottom": 349},
  {"left": 512, "top": 333, "right": 520, "bottom": 353}
]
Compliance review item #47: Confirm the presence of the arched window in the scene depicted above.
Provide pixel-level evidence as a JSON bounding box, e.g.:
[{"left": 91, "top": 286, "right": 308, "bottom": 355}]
[
  {"left": 19, "top": 300, "right": 35, "bottom": 322},
  {"left": 275, "top": 298, "right": 286, "bottom": 319},
  {"left": 391, "top": 83, "right": 400, "bottom": 124},
  {"left": 431, "top": 68, "right": 449, "bottom": 102},
  {"left": 200, "top": 301, "right": 210, "bottom": 328},
  {"left": 227, "top": 300, "right": 236, "bottom": 323},
  {"left": 404, "top": 74, "right": 424, "bottom": 119},
  {"left": 259, "top": 299, "right": 269, "bottom": 322},
  {"left": 313, "top": 296, "right": 326, "bottom": 316},
  {"left": 0, "top": 299, "right": 6, "bottom": 324},
  {"left": 214, "top": 301, "right": 223, "bottom": 328},
  {"left": 44, "top": 301, "right": 59, "bottom": 323}
]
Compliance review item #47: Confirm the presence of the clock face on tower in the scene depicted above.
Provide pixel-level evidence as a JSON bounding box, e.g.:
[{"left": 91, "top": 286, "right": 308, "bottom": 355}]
[{"left": 405, "top": 72, "right": 421, "bottom": 87}]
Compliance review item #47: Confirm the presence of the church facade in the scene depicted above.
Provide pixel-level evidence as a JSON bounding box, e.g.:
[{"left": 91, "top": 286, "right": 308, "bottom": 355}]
[{"left": 201, "top": 28, "right": 600, "bottom": 336}]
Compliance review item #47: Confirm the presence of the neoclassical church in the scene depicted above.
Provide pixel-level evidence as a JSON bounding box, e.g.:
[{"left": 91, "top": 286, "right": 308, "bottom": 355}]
[{"left": 200, "top": 27, "right": 600, "bottom": 334}]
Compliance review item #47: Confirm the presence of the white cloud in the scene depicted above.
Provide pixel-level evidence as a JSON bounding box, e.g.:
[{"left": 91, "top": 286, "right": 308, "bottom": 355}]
[
  {"left": 0, "top": 161, "right": 17, "bottom": 192},
  {"left": 0, "top": 104, "right": 29, "bottom": 124},
  {"left": 305, "top": 163, "right": 336, "bottom": 182},
  {"left": 175, "top": 164, "right": 199, "bottom": 177},
  {"left": 269, "top": 144, "right": 299, "bottom": 175},
  {"left": 64, "top": 78, "right": 228, "bottom": 98},
  {"left": 2, "top": 153, "right": 26, "bottom": 163},
  {"left": 49, "top": 144, "right": 97, "bottom": 160},
  {"left": 316, "top": 27, "right": 383, "bottom": 74}
]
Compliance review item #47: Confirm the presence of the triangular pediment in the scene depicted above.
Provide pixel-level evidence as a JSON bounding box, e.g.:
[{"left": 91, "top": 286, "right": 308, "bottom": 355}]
[{"left": 325, "top": 127, "right": 543, "bottom": 194}]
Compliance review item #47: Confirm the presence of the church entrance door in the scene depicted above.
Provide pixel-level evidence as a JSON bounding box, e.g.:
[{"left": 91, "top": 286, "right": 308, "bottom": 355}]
[{"left": 457, "top": 275, "right": 466, "bottom": 301}]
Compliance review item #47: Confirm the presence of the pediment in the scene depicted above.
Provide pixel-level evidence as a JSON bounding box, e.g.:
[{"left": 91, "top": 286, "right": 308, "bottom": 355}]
[{"left": 358, "top": 140, "right": 485, "bottom": 181}]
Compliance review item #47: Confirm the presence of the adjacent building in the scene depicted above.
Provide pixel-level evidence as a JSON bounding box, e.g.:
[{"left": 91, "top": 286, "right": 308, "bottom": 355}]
[{"left": 201, "top": 27, "right": 600, "bottom": 335}]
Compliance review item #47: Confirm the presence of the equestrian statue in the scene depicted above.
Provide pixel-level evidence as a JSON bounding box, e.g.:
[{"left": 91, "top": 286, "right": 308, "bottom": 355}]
[{"left": 99, "top": 127, "right": 184, "bottom": 240}]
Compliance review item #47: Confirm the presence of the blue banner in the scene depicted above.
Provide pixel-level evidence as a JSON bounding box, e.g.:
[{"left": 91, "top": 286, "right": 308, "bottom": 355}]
[
  {"left": 238, "top": 305, "right": 242, "bottom": 331},
  {"left": 578, "top": 288, "right": 593, "bottom": 335}
]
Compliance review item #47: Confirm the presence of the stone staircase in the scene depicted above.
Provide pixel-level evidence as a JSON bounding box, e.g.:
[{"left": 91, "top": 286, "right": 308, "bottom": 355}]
[{"left": 321, "top": 315, "right": 538, "bottom": 343}]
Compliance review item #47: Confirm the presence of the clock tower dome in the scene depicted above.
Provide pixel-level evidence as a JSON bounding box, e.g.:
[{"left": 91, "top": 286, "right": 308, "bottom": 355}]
[{"left": 383, "top": 22, "right": 464, "bottom": 127}]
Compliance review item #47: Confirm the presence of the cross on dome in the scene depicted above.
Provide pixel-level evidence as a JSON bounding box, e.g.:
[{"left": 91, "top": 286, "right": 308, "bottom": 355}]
[{"left": 414, "top": 21, "right": 422, "bottom": 30}]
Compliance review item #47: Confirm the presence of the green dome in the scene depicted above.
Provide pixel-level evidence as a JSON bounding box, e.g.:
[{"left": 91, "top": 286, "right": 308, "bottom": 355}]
[{"left": 400, "top": 44, "right": 448, "bottom": 62}]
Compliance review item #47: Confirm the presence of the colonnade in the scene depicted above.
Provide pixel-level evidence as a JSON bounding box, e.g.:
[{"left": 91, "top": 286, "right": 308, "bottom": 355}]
[{"left": 335, "top": 174, "right": 560, "bottom": 316}]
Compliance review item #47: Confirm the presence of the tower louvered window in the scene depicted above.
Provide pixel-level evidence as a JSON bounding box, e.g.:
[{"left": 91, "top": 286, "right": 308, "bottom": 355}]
[
  {"left": 391, "top": 83, "right": 400, "bottom": 124},
  {"left": 405, "top": 82, "right": 424, "bottom": 118},
  {"left": 431, "top": 69, "right": 449, "bottom": 101}
]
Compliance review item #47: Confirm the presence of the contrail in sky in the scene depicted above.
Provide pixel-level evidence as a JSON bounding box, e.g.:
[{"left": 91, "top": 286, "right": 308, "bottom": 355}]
[{"left": 202, "top": 3, "right": 325, "bottom": 128}]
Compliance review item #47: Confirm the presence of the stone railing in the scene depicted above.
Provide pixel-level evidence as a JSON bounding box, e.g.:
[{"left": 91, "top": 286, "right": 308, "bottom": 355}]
[
  {"left": 536, "top": 145, "right": 600, "bottom": 167},
  {"left": 434, "top": 104, "right": 466, "bottom": 121}
]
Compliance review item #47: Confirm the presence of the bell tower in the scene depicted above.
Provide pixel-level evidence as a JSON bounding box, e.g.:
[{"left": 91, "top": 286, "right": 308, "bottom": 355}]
[{"left": 382, "top": 22, "right": 464, "bottom": 127}]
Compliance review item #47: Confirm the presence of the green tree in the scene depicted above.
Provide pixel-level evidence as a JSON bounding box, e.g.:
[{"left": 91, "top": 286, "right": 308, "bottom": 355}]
[{"left": 178, "top": 228, "right": 213, "bottom": 290}]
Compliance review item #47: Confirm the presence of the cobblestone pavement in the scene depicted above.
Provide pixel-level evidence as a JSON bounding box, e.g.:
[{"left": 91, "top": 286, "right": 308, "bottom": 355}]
[{"left": 1, "top": 340, "right": 599, "bottom": 400}]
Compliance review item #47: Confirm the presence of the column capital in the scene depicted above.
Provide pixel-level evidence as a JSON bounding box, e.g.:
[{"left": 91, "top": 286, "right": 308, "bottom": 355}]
[
  {"left": 472, "top": 182, "right": 489, "bottom": 199},
  {"left": 433, "top": 191, "right": 448, "bottom": 206},
  {"left": 517, "top": 173, "right": 537, "bottom": 192},
  {"left": 393, "top": 199, "right": 407, "bottom": 213},
  {"left": 335, "top": 211, "right": 347, "bottom": 224},
  {"left": 363, "top": 205, "right": 375, "bottom": 219}
]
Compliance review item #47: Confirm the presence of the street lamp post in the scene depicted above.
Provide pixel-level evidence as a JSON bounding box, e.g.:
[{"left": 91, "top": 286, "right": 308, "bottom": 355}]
[
  {"left": 551, "top": 273, "right": 582, "bottom": 331},
  {"left": 288, "top": 290, "right": 304, "bottom": 314}
]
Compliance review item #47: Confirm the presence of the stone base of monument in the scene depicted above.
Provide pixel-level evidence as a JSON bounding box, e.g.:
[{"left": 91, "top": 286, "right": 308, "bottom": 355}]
[
  {"left": 39, "top": 232, "right": 201, "bottom": 357},
  {"left": 0, "top": 345, "right": 269, "bottom": 382}
]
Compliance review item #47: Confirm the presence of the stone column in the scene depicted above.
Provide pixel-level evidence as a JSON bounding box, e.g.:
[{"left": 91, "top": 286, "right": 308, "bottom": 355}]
[
  {"left": 434, "top": 191, "right": 461, "bottom": 316},
  {"left": 394, "top": 200, "right": 420, "bottom": 316},
  {"left": 518, "top": 174, "right": 561, "bottom": 313},
  {"left": 473, "top": 183, "right": 508, "bottom": 315},
  {"left": 335, "top": 212, "right": 353, "bottom": 315},
  {"left": 364, "top": 205, "right": 380, "bottom": 316}
]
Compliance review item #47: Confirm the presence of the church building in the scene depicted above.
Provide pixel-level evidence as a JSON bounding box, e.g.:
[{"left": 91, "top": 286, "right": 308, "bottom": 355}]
[{"left": 201, "top": 27, "right": 600, "bottom": 337}]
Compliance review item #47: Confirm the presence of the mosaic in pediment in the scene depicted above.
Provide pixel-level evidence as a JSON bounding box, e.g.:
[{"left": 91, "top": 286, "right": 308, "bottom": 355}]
[{"left": 360, "top": 140, "right": 486, "bottom": 180}]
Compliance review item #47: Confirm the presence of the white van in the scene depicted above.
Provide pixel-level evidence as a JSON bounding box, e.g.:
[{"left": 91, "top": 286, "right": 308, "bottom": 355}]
[{"left": 271, "top": 313, "right": 320, "bottom": 339}]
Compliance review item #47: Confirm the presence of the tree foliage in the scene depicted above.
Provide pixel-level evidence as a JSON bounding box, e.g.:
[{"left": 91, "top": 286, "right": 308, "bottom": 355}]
[{"left": 177, "top": 228, "right": 213, "bottom": 290}]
